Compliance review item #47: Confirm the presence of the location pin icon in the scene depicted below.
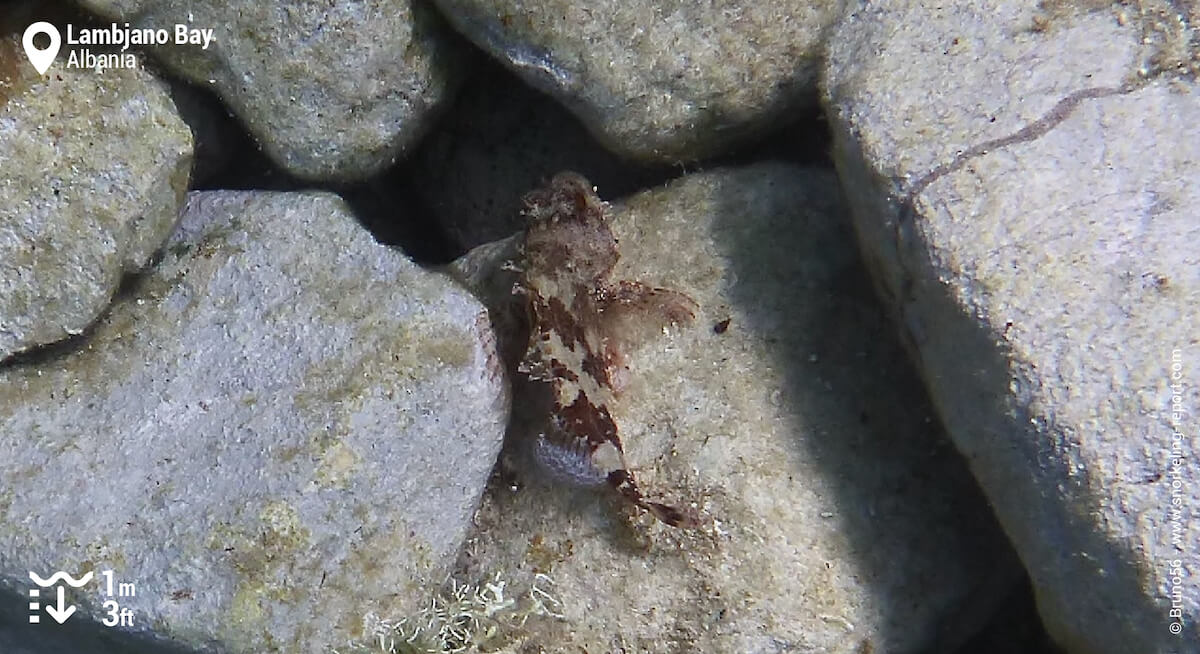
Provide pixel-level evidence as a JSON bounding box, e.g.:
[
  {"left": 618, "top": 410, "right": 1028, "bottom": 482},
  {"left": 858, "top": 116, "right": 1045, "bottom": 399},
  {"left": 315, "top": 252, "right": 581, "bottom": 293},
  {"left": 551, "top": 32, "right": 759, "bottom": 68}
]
[{"left": 22, "top": 22, "right": 61, "bottom": 76}]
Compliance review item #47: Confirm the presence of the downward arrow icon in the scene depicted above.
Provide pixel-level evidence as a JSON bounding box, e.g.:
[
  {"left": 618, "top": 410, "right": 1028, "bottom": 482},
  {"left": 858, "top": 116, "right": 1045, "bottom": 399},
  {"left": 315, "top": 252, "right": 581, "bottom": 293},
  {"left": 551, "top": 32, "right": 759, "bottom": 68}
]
[{"left": 45, "top": 586, "right": 76, "bottom": 624}]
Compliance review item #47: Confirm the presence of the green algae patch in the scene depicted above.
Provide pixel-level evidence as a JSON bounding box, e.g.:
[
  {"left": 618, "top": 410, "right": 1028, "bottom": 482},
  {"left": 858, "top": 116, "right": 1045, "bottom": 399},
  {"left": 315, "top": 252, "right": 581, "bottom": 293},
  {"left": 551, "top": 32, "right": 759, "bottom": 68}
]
[{"left": 214, "top": 501, "right": 314, "bottom": 646}]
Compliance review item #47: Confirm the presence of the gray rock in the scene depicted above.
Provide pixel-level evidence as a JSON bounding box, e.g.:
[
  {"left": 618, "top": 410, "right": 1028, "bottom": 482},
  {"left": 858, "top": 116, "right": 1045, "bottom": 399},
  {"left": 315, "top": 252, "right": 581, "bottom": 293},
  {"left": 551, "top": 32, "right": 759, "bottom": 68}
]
[
  {"left": 0, "top": 191, "right": 509, "bottom": 653},
  {"left": 824, "top": 2, "right": 1199, "bottom": 652},
  {"left": 76, "top": 0, "right": 465, "bottom": 181},
  {"left": 438, "top": 164, "right": 1010, "bottom": 653},
  {"left": 432, "top": 0, "right": 837, "bottom": 162},
  {"left": 0, "top": 41, "right": 192, "bottom": 363}
]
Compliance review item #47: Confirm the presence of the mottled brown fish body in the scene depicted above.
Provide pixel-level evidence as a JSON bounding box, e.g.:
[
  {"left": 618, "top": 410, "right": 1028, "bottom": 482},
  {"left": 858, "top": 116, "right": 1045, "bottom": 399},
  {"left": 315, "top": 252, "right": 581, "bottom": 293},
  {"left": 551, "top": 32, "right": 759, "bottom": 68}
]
[{"left": 516, "top": 172, "right": 698, "bottom": 528}]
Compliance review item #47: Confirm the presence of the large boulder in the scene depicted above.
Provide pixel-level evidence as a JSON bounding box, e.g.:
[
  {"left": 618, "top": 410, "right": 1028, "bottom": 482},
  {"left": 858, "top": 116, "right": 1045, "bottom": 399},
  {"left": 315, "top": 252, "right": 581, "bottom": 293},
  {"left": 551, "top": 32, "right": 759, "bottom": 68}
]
[
  {"left": 824, "top": 2, "right": 1199, "bottom": 651},
  {"left": 0, "top": 191, "right": 509, "bottom": 652},
  {"left": 0, "top": 19, "right": 192, "bottom": 362},
  {"left": 433, "top": 163, "right": 1012, "bottom": 653},
  {"left": 76, "top": 0, "right": 465, "bottom": 180},
  {"left": 433, "top": 0, "right": 839, "bottom": 162}
]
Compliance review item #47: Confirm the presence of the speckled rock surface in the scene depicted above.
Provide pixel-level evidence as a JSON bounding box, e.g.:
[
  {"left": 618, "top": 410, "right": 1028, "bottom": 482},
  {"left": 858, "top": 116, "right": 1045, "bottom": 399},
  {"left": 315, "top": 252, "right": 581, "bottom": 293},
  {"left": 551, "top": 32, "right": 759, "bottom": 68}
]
[
  {"left": 824, "top": 2, "right": 1199, "bottom": 652},
  {"left": 432, "top": 0, "right": 836, "bottom": 163},
  {"left": 438, "top": 164, "right": 1009, "bottom": 653},
  {"left": 0, "top": 27, "right": 192, "bottom": 363},
  {"left": 76, "top": 0, "right": 464, "bottom": 181},
  {"left": 0, "top": 191, "right": 508, "bottom": 652}
]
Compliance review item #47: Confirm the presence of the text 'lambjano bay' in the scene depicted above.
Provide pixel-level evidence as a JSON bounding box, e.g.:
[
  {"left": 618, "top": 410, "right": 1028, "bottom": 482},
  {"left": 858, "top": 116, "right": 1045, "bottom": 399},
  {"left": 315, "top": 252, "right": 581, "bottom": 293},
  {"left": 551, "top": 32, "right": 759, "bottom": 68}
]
[{"left": 65, "top": 24, "right": 214, "bottom": 51}]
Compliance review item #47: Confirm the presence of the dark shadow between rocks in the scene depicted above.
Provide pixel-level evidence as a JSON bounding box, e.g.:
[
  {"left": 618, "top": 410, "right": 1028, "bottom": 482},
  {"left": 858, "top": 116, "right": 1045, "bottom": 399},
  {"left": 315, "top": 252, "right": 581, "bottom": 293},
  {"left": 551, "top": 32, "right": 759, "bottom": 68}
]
[
  {"left": 187, "top": 98, "right": 460, "bottom": 265},
  {"left": 709, "top": 164, "right": 1057, "bottom": 653},
  {"left": 392, "top": 47, "right": 834, "bottom": 256},
  {"left": 390, "top": 50, "right": 675, "bottom": 254},
  {"left": 179, "top": 71, "right": 459, "bottom": 264},
  {"left": 176, "top": 34, "right": 831, "bottom": 267}
]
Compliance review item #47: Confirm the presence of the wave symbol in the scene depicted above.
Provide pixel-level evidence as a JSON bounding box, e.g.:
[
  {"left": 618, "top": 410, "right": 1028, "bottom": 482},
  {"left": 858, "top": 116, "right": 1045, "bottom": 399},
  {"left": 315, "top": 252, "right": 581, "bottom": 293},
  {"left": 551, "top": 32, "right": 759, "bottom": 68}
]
[{"left": 28, "top": 571, "right": 94, "bottom": 587}]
